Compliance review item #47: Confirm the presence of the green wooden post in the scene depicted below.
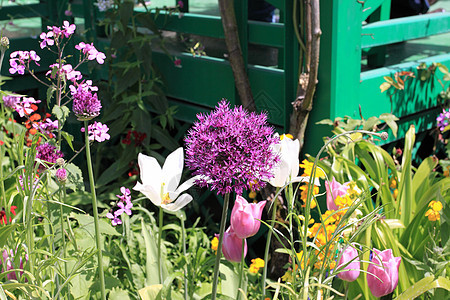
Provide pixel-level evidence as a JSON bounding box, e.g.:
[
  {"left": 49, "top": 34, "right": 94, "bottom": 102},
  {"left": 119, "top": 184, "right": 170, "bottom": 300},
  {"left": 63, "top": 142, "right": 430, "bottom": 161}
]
[
  {"left": 367, "top": 0, "right": 391, "bottom": 68},
  {"left": 304, "top": 0, "right": 364, "bottom": 155}
]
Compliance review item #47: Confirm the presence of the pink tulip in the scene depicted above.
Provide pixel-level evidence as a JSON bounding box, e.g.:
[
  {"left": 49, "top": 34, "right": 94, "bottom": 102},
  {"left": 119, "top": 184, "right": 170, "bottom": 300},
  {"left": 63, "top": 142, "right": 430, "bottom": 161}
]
[
  {"left": 367, "top": 248, "right": 401, "bottom": 298},
  {"left": 220, "top": 227, "right": 247, "bottom": 263},
  {"left": 337, "top": 245, "right": 360, "bottom": 282},
  {"left": 325, "top": 178, "right": 349, "bottom": 210},
  {"left": 230, "top": 195, "right": 266, "bottom": 239}
]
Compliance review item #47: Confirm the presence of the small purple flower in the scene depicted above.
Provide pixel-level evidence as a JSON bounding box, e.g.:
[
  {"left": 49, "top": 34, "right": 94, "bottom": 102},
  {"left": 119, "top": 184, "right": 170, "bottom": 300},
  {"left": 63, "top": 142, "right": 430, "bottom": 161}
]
[
  {"left": 106, "top": 212, "right": 122, "bottom": 226},
  {"left": 185, "top": 100, "right": 280, "bottom": 195},
  {"left": 64, "top": 10, "right": 73, "bottom": 16},
  {"left": 178, "top": 1, "right": 184, "bottom": 8},
  {"left": 75, "top": 42, "right": 106, "bottom": 64},
  {"left": 437, "top": 108, "right": 450, "bottom": 132},
  {"left": 106, "top": 186, "right": 133, "bottom": 226},
  {"left": 81, "top": 121, "right": 110, "bottom": 142},
  {"left": 9, "top": 59, "right": 25, "bottom": 75}
]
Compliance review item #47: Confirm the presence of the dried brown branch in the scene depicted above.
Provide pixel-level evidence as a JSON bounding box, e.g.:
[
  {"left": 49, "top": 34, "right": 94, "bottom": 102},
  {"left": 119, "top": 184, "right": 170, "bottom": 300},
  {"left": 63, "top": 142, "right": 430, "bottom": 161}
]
[
  {"left": 218, "top": 0, "right": 255, "bottom": 112},
  {"left": 289, "top": 0, "right": 321, "bottom": 150}
]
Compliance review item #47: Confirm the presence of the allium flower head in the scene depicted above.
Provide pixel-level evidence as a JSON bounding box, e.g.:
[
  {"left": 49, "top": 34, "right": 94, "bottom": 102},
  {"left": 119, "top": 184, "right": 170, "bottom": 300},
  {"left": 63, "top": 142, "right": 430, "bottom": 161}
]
[
  {"left": 72, "top": 85, "right": 101, "bottom": 121},
  {"left": 185, "top": 100, "right": 280, "bottom": 195},
  {"left": 36, "top": 143, "right": 64, "bottom": 170}
]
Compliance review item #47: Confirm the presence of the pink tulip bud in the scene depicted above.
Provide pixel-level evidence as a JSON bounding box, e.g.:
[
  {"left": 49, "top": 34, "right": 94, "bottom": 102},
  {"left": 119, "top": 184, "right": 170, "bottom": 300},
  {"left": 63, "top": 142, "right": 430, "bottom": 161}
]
[
  {"left": 230, "top": 195, "right": 266, "bottom": 239},
  {"left": 220, "top": 227, "right": 247, "bottom": 263},
  {"left": 325, "top": 178, "right": 349, "bottom": 211},
  {"left": 337, "top": 245, "right": 360, "bottom": 282},
  {"left": 367, "top": 248, "right": 401, "bottom": 298}
]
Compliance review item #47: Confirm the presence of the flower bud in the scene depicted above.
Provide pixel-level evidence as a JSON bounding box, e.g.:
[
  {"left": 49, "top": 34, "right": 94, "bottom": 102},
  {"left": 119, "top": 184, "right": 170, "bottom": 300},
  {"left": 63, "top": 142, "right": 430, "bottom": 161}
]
[
  {"left": 230, "top": 195, "right": 266, "bottom": 239},
  {"left": 0, "top": 36, "right": 9, "bottom": 52},
  {"left": 56, "top": 157, "right": 65, "bottom": 166},
  {"left": 56, "top": 168, "right": 67, "bottom": 183}
]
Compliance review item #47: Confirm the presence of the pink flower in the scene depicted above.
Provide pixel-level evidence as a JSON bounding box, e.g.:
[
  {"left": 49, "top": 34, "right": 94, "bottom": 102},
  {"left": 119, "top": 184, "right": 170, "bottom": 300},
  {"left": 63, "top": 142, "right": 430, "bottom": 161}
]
[
  {"left": 39, "top": 31, "right": 54, "bottom": 49},
  {"left": 178, "top": 1, "right": 184, "bottom": 8},
  {"left": 81, "top": 121, "right": 110, "bottom": 142},
  {"left": 220, "top": 227, "right": 247, "bottom": 263},
  {"left": 62, "top": 21, "right": 76, "bottom": 37},
  {"left": 337, "top": 245, "right": 360, "bottom": 282},
  {"left": 9, "top": 59, "right": 25, "bottom": 75},
  {"left": 325, "top": 178, "right": 349, "bottom": 210},
  {"left": 230, "top": 195, "right": 266, "bottom": 239},
  {"left": 174, "top": 58, "right": 182, "bottom": 67},
  {"left": 367, "top": 248, "right": 401, "bottom": 298}
]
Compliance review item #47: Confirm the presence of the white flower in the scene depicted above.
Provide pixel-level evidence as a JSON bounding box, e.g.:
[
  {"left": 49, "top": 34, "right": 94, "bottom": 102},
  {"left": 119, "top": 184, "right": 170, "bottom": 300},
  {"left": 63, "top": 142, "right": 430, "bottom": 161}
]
[
  {"left": 133, "top": 147, "right": 197, "bottom": 212},
  {"left": 268, "top": 134, "right": 301, "bottom": 187}
]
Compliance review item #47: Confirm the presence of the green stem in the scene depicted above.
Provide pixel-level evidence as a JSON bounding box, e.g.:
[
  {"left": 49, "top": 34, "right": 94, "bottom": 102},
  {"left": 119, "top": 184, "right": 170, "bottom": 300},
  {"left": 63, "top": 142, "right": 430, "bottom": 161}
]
[
  {"left": 237, "top": 240, "right": 246, "bottom": 300},
  {"left": 0, "top": 144, "right": 6, "bottom": 211},
  {"left": 261, "top": 191, "right": 278, "bottom": 299},
  {"left": 287, "top": 184, "right": 296, "bottom": 292},
  {"left": 181, "top": 217, "right": 188, "bottom": 300},
  {"left": 59, "top": 185, "right": 69, "bottom": 298},
  {"left": 211, "top": 193, "right": 230, "bottom": 300},
  {"left": 84, "top": 121, "right": 106, "bottom": 300},
  {"left": 158, "top": 206, "right": 164, "bottom": 284},
  {"left": 344, "top": 281, "right": 349, "bottom": 300},
  {"left": 47, "top": 197, "right": 59, "bottom": 300}
]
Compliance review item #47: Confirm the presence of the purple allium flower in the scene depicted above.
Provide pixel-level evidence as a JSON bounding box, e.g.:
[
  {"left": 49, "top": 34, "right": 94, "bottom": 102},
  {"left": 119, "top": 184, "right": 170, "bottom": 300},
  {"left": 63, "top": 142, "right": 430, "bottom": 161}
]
[
  {"left": 184, "top": 99, "right": 280, "bottom": 195},
  {"left": 36, "top": 143, "right": 64, "bottom": 170},
  {"left": 2, "top": 95, "right": 20, "bottom": 110},
  {"left": 437, "top": 108, "right": 450, "bottom": 132},
  {"left": 55, "top": 168, "right": 67, "bottom": 183},
  {"left": 72, "top": 86, "right": 101, "bottom": 121},
  {"left": 81, "top": 121, "right": 110, "bottom": 142}
]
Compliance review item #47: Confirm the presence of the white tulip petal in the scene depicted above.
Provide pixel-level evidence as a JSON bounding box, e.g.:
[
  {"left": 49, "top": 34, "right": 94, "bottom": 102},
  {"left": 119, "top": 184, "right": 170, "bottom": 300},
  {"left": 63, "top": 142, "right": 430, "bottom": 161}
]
[
  {"left": 138, "top": 153, "right": 162, "bottom": 192},
  {"left": 162, "top": 193, "right": 193, "bottom": 212},
  {"left": 162, "top": 147, "right": 184, "bottom": 192},
  {"left": 133, "top": 181, "right": 162, "bottom": 206},
  {"left": 174, "top": 175, "right": 200, "bottom": 194}
]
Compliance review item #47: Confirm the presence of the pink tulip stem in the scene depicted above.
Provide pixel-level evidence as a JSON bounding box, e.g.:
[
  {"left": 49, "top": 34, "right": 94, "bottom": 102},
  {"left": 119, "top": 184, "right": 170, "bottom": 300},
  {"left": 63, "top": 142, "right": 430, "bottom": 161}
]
[
  {"left": 237, "top": 240, "right": 246, "bottom": 300},
  {"left": 211, "top": 193, "right": 230, "bottom": 300},
  {"left": 261, "top": 189, "right": 279, "bottom": 299},
  {"left": 344, "top": 281, "right": 349, "bottom": 300}
]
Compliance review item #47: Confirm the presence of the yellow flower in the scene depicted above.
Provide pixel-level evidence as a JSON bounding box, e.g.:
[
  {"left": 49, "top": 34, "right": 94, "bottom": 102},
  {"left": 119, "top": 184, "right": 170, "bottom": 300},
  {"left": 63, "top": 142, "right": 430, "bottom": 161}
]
[
  {"left": 249, "top": 258, "right": 265, "bottom": 273},
  {"left": 251, "top": 258, "right": 265, "bottom": 268},
  {"left": 425, "top": 201, "right": 443, "bottom": 221},
  {"left": 389, "top": 178, "right": 397, "bottom": 189},
  {"left": 346, "top": 181, "right": 362, "bottom": 200},
  {"left": 248, "top": 190, "right": 257, "bottom": 199},
  {"left": 211, "top": 236, "right": 218, "bottom": 252},
  {"left": 299, "top": 159, "right": 326, "bottom": 178},
  {"left": 300, "top": 184, "right": 318, "bottom": 209},
  {"left": 443, "top": 166, "right": 450, "bottom": 177},
  {"left": 393, "top": 189, "right": 399, "bottom": 199},
  {"left": 281, "top": 270, "right": 293, "bottom": 282},
  {"left": 335, "top": 194, "right": 353, "bottom": 208}
]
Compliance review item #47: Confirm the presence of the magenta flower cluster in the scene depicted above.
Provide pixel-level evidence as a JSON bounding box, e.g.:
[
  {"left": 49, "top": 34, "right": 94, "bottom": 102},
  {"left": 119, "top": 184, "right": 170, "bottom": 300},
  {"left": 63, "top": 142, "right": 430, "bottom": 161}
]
[
  {"left": 75, "top": 42, "right": 106, "bottom": 64},
  {"left": 106, "top": 187, "right": 133, "bottom": 226},
  {"left": 39, "top": 20, "right": 76, "bottom": 49},
  {"left": 1, "top": 249, "right": 27, "bottom": 281},
  {"left": 81, "top": 121, "right": 110, "bottom": 142},
  {"left": 220, "top": 196, "right": 265, "bottom": 263},
  {"left": 437, "top": 108, "right": 450, "bottom": 132},
  {"left": 185, "top": 100, "right": 280, "bottom": 195}
]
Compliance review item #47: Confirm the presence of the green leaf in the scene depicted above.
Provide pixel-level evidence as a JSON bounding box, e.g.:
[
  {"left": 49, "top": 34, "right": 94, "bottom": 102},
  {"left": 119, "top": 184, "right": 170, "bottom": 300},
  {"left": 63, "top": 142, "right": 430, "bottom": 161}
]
[
  {"left": 52, "top": 105, "right": 70, "bottom": 127},
  {"left": 316, "top": 119, "right": 334, "bottom": 126},
  {"left": 0, "top": 224, "right": 16, "bottom": 248},
  {"left": 46, "top": 86, "right": 56, "bottom": 104},
  {"left": 219, "top": 261, "right": 239, "bottom": 298},
  {"left": 65, "top": 163, "right": 84, "bottom": 192},
  {"left": 395, "top": 276, "right": 450, "bottom": 300},
  {"left": 379, "top": 113, "right": 399, "bottom": 138},
  {"left": 61, "top": 131, "right": 74, "bottom": 151},
  {"left": 380, "top": 82, "right": 391, "bottom": 93},
  {"left": 141, "top": 219, "right": 165, "bottom": 286},
  {"left": 109, "top": 287, "right": 131, "bottom": 300},
  {"left": 71, "top": 213, "right": 120, "bottom": 236},
  {"left": 139, "top": 285, "right": 163, "bottom": 300}
]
